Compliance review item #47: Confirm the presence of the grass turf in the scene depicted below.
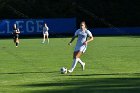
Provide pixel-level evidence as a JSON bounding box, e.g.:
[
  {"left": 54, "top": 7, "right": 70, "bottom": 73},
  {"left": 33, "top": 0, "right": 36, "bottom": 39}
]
[{"left": 0, "top": 36, "right": 140, "bottom": 93}]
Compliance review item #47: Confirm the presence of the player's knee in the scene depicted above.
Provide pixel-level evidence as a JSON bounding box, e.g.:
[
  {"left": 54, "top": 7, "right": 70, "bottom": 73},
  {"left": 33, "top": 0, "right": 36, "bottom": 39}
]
[
  {"left": 73, "top": 55, "right": 77, "bottom": 59},
  {"left": 74, "top": 55, "right": 79, "bottom": 59},
  {"left": 73, "top": 51, "right": 80, "bottom": 59}
]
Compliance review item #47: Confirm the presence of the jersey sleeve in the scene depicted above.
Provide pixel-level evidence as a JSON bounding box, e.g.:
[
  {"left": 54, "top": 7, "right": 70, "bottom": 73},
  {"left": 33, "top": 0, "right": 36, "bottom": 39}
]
[
  {"left": 87, "top": 30, "right": 93, "bottom": 37},
  {"left": 47, "top": 27, "right": 49, "bottom": 31},
  {"left": 74, "top": 29, "right": 79, "bottom": 36}
]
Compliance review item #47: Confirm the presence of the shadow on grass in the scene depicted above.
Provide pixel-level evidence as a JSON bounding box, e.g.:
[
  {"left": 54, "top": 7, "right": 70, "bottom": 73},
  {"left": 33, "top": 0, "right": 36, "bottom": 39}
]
[
  {"left": 0, "top": 71, "right": 58, "bottom": 75},
  {"left": 128, "top": 36, "right": 140, "bottom": 38},
  {"left": 20, "top": 77, "right": 140, "bottom": 93},
  {"left": 111, "top": 45, "right": 140, "bottom": 47},
  {"left": 68, "top": 73, "right": 140, "bottom": 76}
]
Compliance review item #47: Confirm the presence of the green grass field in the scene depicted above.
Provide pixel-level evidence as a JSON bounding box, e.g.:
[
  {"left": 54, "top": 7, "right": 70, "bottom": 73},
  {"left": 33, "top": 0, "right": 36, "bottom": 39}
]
[{"left": 0, "top": 36, "right": 140, "bottom": 93}]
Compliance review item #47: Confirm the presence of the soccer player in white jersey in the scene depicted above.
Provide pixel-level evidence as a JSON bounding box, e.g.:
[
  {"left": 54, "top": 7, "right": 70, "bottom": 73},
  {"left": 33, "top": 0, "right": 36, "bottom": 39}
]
[
  {"left": 42, "top": 23, "right": 49, "bottom": 43},
  {"left": 68, "top": 21, "right": 94, "bottom": 73}
]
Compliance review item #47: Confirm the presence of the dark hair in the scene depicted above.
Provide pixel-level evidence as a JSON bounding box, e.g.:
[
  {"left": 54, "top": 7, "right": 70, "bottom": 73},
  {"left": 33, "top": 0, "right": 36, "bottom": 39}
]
[{"left": 80, "top": 21, "right": 87, "bottom": 29}]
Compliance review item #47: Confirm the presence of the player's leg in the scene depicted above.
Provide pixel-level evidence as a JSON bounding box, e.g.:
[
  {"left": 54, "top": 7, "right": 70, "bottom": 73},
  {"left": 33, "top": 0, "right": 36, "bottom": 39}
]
[
  {"left": 75, "top": 51, "right": 82, "bottom": 58},
  {"left": 42, "top": 34, "right": 46, "bottom": 43},
  {"left": 77, "top": 46, "right": 87, "bottom": 70},
  {"left": 77, "top": 58, "right": 85, "bottom": 71},
  {"left": 75, "top": 51, "right": 85, "bottom": 71},
  {"left": 68, "top": 51, "right": 85, "bottom": 72},
  {"left": 46, "top": 34, "right": 49, "bottom": 44},
  {"left": 68, "top": 51, "right": 79, "bottom": 72},
  {"left": 16, "top": 38, "right": 19, "bottom": 47}
]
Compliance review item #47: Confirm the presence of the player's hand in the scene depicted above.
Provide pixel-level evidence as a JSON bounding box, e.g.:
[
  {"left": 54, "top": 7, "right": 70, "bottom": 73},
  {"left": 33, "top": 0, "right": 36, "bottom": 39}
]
[
  {"left": 68, "top": 43, "right": 72, "bottom": 46},
  {"left": 83, "top": 41, "right": 87, "bottom": 45}
]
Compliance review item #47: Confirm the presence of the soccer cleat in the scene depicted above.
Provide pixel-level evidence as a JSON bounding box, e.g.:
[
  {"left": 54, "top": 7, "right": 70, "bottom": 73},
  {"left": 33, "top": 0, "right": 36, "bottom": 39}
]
[
  {"left": 82, "top": 62, "right": 85, "bottom": 71},
  {"left": 68, "top": 69, "right": 73, "bottom": 73}
]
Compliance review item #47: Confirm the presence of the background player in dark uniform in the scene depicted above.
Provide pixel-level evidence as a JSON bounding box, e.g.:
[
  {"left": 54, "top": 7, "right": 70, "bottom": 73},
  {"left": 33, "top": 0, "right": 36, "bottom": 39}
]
[{"left": 12, "top": 24, "right": 20, "bottom": 47}]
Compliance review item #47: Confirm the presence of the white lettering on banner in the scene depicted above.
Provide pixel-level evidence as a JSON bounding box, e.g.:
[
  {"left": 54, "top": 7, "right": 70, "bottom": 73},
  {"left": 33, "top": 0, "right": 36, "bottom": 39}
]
[
  {"left": 0, "top": 20, "right": 46, "bottom": 35},
  {"left": 6, "top": 21, "right": 11, "bottom": 34},
  {"left": 36, "top": 20, "right": 44, "bottom": 32},
  {"left": 26, "top": 21, "right": 34, "bottom": 33},
  {"left": 17, "top": 21, "right": 24, "bottom": 33}
]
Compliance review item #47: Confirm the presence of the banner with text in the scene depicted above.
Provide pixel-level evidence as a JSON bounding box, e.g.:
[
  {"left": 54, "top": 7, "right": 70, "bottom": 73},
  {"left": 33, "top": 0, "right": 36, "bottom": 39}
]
[{"left": 0, "top": 18, "right": 76, "bottom": 36}]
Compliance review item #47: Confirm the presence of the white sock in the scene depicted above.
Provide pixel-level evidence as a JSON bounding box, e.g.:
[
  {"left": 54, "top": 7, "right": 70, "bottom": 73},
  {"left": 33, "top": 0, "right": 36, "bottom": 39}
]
[
  {"left": 47, "top": 39, "right": 49, "bottom": 43},
  {"left": 70, "top": 58, "right": 78, "bottom": 71},
  {"left": 77, "top": 58, "right": 84, "bottom": 66},
  {"left": 43, "top": 39, "right": 45, "bottom": 43}
]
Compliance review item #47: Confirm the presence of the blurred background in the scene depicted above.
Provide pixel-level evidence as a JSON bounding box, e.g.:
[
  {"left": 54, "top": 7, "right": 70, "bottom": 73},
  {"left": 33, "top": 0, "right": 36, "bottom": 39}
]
[{"left": 0, "top": 0, "right": 140, "bottom": 37}]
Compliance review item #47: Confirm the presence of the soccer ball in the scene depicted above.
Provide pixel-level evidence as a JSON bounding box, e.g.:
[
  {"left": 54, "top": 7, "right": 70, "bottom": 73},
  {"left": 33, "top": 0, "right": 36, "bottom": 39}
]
[{"left": 60, "top": 67, "right": 67, "bottom": 74}]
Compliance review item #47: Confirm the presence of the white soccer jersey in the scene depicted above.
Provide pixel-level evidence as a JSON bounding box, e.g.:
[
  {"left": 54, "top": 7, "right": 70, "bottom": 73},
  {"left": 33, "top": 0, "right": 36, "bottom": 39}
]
[
  {"left": 75, "top": 29, "right": 92, "bottom": 46},
  {"left": 74, "top": 29, "right": 92, "bottom": 52},
  {"left": 43, "top": 26, "right": 49, "bottom": 34}
]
